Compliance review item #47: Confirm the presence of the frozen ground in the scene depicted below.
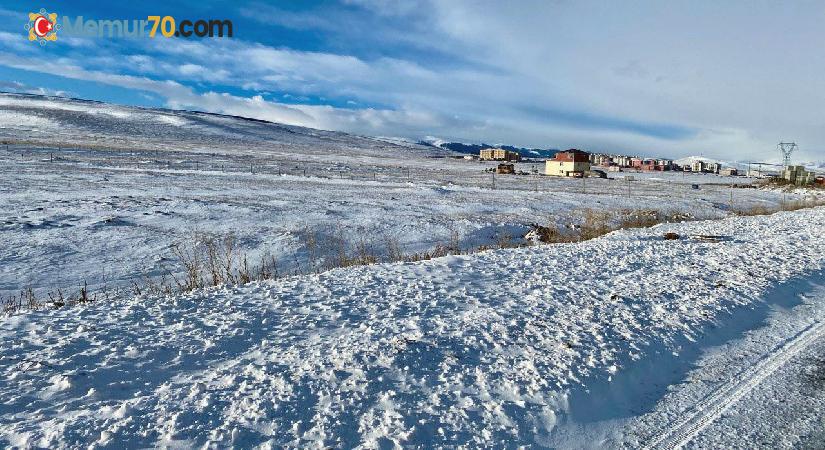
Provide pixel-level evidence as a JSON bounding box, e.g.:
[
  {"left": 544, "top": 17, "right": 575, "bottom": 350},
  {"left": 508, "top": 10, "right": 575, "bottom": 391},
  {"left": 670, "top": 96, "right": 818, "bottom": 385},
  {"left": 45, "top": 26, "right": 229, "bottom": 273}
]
[
  {"left": 2, "top": 93, "right": 820, "bottom": 300},
  {"left": 1, "top": 207, "right": 824, "bottom": 448}
]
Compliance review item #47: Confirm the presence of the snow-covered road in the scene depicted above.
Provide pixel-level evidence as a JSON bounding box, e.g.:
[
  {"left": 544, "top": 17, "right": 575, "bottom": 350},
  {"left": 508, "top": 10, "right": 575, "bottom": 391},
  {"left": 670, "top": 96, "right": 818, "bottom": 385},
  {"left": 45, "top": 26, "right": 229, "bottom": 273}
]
[
  {"left": 645, "top": 309, "right": 825, "bottom": 449},
  {"left": 1, "top": 208, "right": 824, "bottom": 448},
  {"left": 615, "top": 272, "right": 825, "bottom": 450}
]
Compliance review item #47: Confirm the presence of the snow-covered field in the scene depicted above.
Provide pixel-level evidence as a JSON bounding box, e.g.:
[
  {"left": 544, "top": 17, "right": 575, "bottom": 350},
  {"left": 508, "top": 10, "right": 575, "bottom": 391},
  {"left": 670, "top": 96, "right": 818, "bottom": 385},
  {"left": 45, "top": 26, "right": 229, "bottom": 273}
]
[
  {"left": 2, "top": 93, "right": 819, "bottom": 301},
  {"left": 3, "top": 94, "right": 825, "bottom": 448},
  {"left": 2, "top": 207, "right": 824, "bottom": 448}
]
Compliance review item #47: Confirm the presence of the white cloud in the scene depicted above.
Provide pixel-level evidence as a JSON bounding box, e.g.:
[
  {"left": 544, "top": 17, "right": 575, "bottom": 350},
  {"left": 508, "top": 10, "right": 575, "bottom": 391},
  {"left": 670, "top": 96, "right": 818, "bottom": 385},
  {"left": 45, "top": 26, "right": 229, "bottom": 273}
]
[{"left": 3, "top": 1, "right": 825, "bottom": 162}]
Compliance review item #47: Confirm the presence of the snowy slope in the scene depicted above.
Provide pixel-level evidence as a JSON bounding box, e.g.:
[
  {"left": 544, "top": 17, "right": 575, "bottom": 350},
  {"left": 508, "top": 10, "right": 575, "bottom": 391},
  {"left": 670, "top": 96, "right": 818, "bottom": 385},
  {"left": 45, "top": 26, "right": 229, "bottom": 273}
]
[
  {"left": 0, "top": 93, "right": 450, "bottom": 159},
  {"left": 2, "top": 208, "right": 824, "bottom": 448}
]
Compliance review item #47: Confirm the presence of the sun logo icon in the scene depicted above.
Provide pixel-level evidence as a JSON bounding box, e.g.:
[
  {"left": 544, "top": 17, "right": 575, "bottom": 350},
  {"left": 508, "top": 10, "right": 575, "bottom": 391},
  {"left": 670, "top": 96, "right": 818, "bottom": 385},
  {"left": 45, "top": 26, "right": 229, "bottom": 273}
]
[{"left": 25, "top": 9, "right": 59, "bottom": 45}]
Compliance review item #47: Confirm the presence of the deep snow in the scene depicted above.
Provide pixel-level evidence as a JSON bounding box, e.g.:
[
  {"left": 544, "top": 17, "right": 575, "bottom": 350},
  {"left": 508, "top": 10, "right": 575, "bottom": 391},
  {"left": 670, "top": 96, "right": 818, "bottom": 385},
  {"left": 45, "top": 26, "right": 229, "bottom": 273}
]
[{"left": 2, "top": 208, "right": 824, "bottom": 448}]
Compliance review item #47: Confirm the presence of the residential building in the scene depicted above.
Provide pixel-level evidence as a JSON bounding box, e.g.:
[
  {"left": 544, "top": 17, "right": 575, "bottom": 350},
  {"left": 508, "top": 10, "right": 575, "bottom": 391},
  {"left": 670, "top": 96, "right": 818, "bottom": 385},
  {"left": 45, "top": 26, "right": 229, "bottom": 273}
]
[
  {"left": 479, "top": 148, "right": 521, "bottom": 161},
  {"left": 589, "top": 153, "right": 613, "bottom": 166},
  {"left": 545, "top": 149, "right": 590, "bottom": 177},
  {"left": 720, "top": 168, "right": 738, "bottom": 176}
]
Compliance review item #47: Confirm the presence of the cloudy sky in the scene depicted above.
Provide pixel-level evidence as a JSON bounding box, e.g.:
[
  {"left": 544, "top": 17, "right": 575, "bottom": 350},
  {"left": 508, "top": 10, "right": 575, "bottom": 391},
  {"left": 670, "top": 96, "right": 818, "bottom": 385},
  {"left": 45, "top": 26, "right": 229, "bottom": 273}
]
[{"left": 2, "top": 1, "right": 824, "bottom": 161}]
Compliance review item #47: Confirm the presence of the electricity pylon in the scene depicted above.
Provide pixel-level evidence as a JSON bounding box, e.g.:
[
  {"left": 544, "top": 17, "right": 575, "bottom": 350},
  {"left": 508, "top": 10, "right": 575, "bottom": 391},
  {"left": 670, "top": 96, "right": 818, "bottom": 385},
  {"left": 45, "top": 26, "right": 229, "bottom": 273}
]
[{"left": 777, "top": 142, "right": 797, "bottom": 167}]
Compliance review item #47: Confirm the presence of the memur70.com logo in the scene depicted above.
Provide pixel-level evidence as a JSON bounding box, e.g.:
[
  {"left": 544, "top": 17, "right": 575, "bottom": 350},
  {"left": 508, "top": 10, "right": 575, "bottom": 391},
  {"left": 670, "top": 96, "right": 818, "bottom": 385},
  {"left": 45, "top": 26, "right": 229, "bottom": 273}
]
[
  {"left": 26, "top": 8, "right": 233, "bottom": 44},
  {"left": 25, "top": 9, "right": 59, "bottom": 45}
]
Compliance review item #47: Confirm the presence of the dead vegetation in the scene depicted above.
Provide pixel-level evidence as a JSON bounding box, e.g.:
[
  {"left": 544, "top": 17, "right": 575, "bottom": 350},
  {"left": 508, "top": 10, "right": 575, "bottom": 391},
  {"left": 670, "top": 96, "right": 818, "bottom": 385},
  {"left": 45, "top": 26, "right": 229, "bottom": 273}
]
[
  {"left": 527, "top": 208, "right": 695, "bottom": 244},
  {"left": 4, "top": 200, "right": 825, "bottom": 314},
  {"left": 3, "top": 282, "right": 98, "bottom": 314},
  {"left": 736, "top": 197, "right": 825, "bottom": 216}
]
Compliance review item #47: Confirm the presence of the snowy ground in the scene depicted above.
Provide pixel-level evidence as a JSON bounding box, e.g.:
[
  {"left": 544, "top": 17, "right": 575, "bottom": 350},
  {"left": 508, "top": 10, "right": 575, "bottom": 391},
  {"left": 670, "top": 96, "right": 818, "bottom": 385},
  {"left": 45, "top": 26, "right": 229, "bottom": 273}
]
[
  {"left": 633, "top": 276, "right": 825, "bottom": 449},
  {"left": 2, "top": 93, "right": 820, "bottom": 301},
  {"left": 549, "top": 271, "right": 825, "bottom": 449},
  {"left": 3, "top": 94, "right": 825, "bottom": 448},
  {"left": 1, "top": 207, "right": 824, "bottom": 448}
]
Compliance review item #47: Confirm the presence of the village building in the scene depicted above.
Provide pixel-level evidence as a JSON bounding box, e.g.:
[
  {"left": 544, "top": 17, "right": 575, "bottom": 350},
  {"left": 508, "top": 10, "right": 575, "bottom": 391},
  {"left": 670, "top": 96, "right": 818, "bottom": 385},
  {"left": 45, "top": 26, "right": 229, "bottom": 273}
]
[
  {"left": 613, "top": 155, "right": 634, "bottom": 167},
  {"left": 479, "top": 148, "right": 521, "bottom": 162},
  {"left": 545, "top": 149, "right": 590, "bottom": 177},
  {"left": 589, "top": 153, "right": 613, "bottom": 166},
  {"left": 720, "top": 167, "right": 738, "bottom": 176},
  {"left": 495, "top": 163, "right": 515, "bottom": 174}
]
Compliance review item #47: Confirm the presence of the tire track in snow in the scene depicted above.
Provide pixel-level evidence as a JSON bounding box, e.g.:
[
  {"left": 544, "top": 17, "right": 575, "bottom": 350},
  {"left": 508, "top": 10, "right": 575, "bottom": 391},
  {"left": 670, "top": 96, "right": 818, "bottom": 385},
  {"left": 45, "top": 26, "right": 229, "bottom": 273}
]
[{"left": 643, "top": 317, "right": 825, "bottom": 450}]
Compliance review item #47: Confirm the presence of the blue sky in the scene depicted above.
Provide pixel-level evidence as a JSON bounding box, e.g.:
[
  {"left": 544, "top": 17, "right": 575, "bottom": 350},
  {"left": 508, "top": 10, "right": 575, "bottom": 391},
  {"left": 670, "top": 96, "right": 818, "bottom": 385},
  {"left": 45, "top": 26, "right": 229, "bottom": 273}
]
[{"left": 1, "top": 1, "right": 824, "bottom": 161}]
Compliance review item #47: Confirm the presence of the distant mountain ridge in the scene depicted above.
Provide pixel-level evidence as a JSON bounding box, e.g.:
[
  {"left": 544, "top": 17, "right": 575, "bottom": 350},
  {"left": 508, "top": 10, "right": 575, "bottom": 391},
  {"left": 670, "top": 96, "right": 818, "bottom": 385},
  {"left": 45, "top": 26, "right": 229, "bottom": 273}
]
[{"left": 417, "top": 140, "right": 559, "bottom": 159}]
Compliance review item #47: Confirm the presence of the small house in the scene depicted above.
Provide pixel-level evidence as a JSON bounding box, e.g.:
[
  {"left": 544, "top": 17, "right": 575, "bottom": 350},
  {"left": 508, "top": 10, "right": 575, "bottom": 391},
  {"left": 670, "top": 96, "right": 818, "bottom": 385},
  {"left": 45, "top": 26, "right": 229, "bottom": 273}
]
[
  {"left": 496, "top": 163, "right": 515, "bottom": 174},
  {"left": 545, "top": 149, "right": 590, "bottom": 177}
]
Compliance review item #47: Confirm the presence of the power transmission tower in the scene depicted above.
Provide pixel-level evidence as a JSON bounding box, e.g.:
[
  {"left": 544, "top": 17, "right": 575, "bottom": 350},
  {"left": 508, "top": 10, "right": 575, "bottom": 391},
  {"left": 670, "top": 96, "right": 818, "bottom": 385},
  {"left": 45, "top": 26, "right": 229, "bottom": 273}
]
[{"left": 777, "top": 142, "right": 798, "bottom": 167}]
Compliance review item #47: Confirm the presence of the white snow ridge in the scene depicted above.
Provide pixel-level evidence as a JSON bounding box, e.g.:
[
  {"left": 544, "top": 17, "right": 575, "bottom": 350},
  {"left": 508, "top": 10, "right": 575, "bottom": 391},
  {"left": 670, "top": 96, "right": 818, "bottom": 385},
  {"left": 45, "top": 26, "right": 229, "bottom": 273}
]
[{"left": 2, "top": 208, "right": 825, "bottom": 448}]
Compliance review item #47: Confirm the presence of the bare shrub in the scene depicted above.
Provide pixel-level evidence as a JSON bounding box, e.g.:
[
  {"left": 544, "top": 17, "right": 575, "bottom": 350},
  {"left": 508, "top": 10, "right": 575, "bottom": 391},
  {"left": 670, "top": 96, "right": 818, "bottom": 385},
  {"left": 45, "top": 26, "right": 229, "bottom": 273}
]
[
  {"left": 736, "top": 204, "right": 774, "bottom": 216},
  {"left": 383, "top": 233, "right": 406, "bottom": 263},
  {"left": 580, "top": 209, "right": 613, "bottom": 239},
  {"left": 526, "top": 223, "right": 567, "bottom": 244}
]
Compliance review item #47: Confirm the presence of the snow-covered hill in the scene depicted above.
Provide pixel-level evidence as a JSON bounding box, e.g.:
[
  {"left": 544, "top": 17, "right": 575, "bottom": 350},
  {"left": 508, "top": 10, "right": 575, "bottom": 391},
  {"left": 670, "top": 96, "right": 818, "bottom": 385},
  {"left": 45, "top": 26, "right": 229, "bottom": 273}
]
[
  {"left": 2, "top": 208, "right": 824, "bottom": 448},
  {"left": 0, "top": 93, "right": 451, "bottom": 160}
]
